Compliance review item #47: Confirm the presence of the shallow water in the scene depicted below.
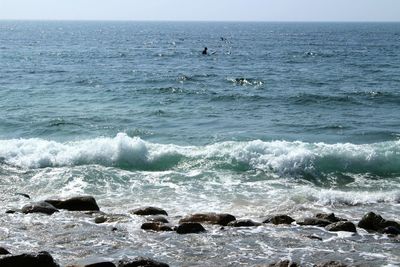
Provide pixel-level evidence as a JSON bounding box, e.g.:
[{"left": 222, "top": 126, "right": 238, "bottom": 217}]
[{"left": 0, "top": 21, "right": 399, "bottom": 266}]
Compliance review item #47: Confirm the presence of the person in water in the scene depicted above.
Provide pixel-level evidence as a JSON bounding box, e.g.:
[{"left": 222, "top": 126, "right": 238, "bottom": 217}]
[{"left": 202, "top": 47, "right": 208, "bottom": 55}]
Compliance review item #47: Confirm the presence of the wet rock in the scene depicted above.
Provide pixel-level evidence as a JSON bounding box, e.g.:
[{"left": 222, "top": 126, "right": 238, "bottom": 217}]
[
  {"left": 94, "top": 215, "right": 108, "bottom": 224},
  {"left": 146, "top": 215, "right": 169, "bottom": 224},
  {"left": 0, "top": 251, "right": 59, "bottom": 267},
  {"left": 382, "top": 226, "right": 400, "bottom": 235},
  {"left": 305, "top": 234, "right": 323, "bottom": 241},
  {"left": 130, "top": 207, "right": 168, "bottom": 216},
  {"left": 5, "top": 210, "right": 16, "bottom": 214},
  {"left": 16, "top": 193, "right": 30, "bottom": 199},
  {"left": 267, "top": 260, "right": 299, "bottom": 267},
  {"left": 21, "top": 201, "right": 59, "bottom": 215},
  {"left": 263, "top": 215, "right": 295, "bottom": 225},
  {"left": 0, "top": 247, "right": 10, "bottom": 255},
  {"left": 358, "top": 212, "right": 400, "bottom": 232},
  {"left": 296, "top": 217, "right": 331, "bottom": 227},
  {"left": 179, "top": 212, "right": 236, "bottom": 226},
  {"left": 316, "top": 213, "right": 346, "bottom": 223},
  {"left": 118, "top": 257, "right": 169, "bottom": 267},
  {"left": 316, "top": 261, "right": 348, "bottom": 267},
  {"left": 85, "top": 262, "right": 116, "bottom": 267},
  {"left": 325, "top": 221, "right": 357, "bottom": 233},
  {"left": 141, "top": 222, "right": 173, "bottom": 232},
  {"left": 227, "top": 219, "right": 261, "bottom": 227},
  {"left": 45, "top": 196, "right": 100, "bottom": 211},
  {"left": 176, "top": 222, "right": 206, "bottom": 234}
]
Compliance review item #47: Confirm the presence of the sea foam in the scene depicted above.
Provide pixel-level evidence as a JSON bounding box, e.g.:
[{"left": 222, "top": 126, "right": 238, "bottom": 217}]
[{"left": 1, "top": 133, "right": 400, "bottom": 178}]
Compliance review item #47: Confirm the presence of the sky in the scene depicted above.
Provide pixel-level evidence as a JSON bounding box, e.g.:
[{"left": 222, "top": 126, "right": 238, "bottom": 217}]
[{"left": 0, "top": 0, "right": 399, "bottom": 22}]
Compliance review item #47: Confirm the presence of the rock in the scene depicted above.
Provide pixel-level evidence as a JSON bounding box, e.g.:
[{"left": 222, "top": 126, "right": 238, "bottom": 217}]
[
  {"left": 0, "top": 251, "right": 59, "bottom": 267},
  {"left": 130, "top": 207, "right": 167, "bottom": 216},
  {"left": 5, "top": 210, "right": 16, "bottom": 214},
  {"left": 316, "top": 213, "right": 346, "bottom": 223},
  {"left": 325, "top": 221, "right": 357, "bottom": 233},
  {"left": 118, "top": 257, "right": 169, "bottom": 267},
  {"left": 94, "top": 215, "right": 108, "bottom": 224},
  {"left": 16, "top": 193, "right": 30, "bottom": 199},
  {"left": 267, "top": 260, "right": 299, "bottom": 267},
  {"left": 358, "top": 212, "right": 400, "bottom": 232},
  {"left": 296, "top": 217, "right": 332, "bottom": 227},
  {"left": 227, "top": 219, "right": 261, "bottom": 227},
  {"left": 179, "top": 213, "right": 236, "bottom": 226},
  {"left": 315, "top": 261, "right": 348, "bottom": 267},
  {"left": 146, "top": 216, "right": 169, "bottom": 224},
  {"left": 263, "top": 215, "right": 295, "bottom": 225},
  {"left": 382, "top": 226, "right": 400, "bottom": 235},
  {"left": 45, "top": 196, "right": 99, "bottom": 211},
  {"left": 141, "top": 222, "right": 173, "bottom": 232},
  {"left": 21, "top": 201, "right": 59, "bottom": 215},
  {"left": 85, "top": 262, "right": 116, "bottom": 267},
  {"left": 0, "top": 247, "right": 10, "bottom": 255},
  {"left": 176, "top": 222, "right": 206, "bottom": 234},
  {"left": 305, "top": 234, "right": 323, "bottom": 241}
]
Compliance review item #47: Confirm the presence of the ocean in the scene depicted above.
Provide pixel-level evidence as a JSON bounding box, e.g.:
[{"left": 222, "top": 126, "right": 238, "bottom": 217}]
[{"left": 0, "top": 21, "right": 399, "bottom": 266}]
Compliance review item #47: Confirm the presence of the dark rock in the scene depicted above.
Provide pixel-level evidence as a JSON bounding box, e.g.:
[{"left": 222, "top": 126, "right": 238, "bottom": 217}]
[
  {"left": 316, "top": 213, "right": 346, "bottom": 223},
  {"left": 45, "top": 196, "right": 99, "bottom": 211},
  {"left": 179, "top": 212, "right": 236, "bottom": 226},
  {"left": 316, "top": 261, "right": 348, "bottom": 267},
  {"left": 263, "top": 215, "right": 295, "bottom": 225},
  {"left": 176, "top": 222, "right": 206, "bottom": 234},
  {"left": 146, "top": 215, "right": 169, "bottom": 224},
  {"left": 227, "top": 219, "right": 261, "bottom": 227},
  {"left": 0, "top": 251, "right": 59, "bottom": 267},
  {"left": 0, "top": 247, "right": 10, "bottom": 255},
  {"left": 267, "top": 260, "right": 299, "bottom": 267},
  {"left": 5, "top": 210, "right": 16, "bottom": 214},
  {"left": 111, "top": 227, "right": 118, "bottom": 232},
  {"left": 141, "top": 222, "right": 173, "bottom": 232},
  {"left": 358, "top": 212, "right": 400, "bottom": 232},
  {"left": 325, "top": 221, "right": 357, "bottom": 233},
  {"left": 296, "top": 217, "right": 332, "bottom": 227},
  {"left": 382, "top": 226, "right": 400, "bottom": 235},
  {"left": 118, "top": 257, "right": 169, "bottom": 267},
  {"left": 85, "top": 262, "right": 116, "bottom": 267},
  {"left": 21, "top": 201, "right": 59, "bottom": 215},
  {"left": 94, "top": 215, "right": 108, "bottom": 224},
  {"left": 130, "top": 207, "right": 167, "bottom": 216}
]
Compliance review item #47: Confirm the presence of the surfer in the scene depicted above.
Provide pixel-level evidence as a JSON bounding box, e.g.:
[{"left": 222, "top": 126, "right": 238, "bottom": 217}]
[{"left": 202, "top": 47, "right": 208, "bottom": 55}]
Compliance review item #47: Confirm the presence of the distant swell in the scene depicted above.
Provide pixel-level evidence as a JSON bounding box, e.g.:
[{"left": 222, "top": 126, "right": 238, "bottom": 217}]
[{"left": 1, "top": 134, "right": 400, "bottom": 179}]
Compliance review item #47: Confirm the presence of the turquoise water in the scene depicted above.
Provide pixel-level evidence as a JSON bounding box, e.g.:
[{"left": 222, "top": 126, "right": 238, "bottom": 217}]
[{"left": 0, "top": 21, "right": 399, "bottom": 266}]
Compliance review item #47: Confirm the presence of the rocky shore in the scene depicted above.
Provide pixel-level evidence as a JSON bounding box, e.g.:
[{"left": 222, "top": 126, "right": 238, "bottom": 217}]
[{"left": 1, "top": 195, "right": 399, "bottom": 267}]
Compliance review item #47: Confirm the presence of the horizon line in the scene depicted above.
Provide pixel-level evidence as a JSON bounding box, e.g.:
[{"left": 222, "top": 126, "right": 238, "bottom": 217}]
[{"left": 0, "top": 19, "right": 400, "bottom": 23}]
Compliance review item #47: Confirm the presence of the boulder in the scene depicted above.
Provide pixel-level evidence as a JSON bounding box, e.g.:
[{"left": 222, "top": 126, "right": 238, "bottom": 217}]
[
  {"left": 267, "top": 260, "right": 299, "bottom": 267},
  {"left": 263, "top": 215, "right": 295, "bottom": 225},
  {"left": 5, "top": 210, "right": 16, "bottom": 214},
  {"left": 0, "top": 251, "right": 59, "bottom": 267},
  {"left": 118, "top": 257, "right": 169, "bottom": 267},
  {"left": 315, "top": 261, "right": 348, "bottom": 267},
  {"left": 179, "top": 213, "right": 236, "bottom": 226},
  {"left": 0, "top": 247, "right": 10, "bottom": 255},
  {"left": 316, "top": 213, "right": 346, "bottom": 223},
  {"left": 227, "top": 219, "right": 261, "bottom": 227},
  {"left": 21, "top": 201, "right": 59, "bottom": 215},
  {"left": 141, "top": 222, "right": 173, "bottom": 232},
  {"left": 130, "top": 207, "right": 167, "bottom": 216},
  {"left": 45, "top": 196, "right": 99, "bottom": 211},
  {"left": 296, "top": 217, "right": 331, "bottom": 227},
  {"left": 176, "top": 222, "right": 206, "bottom": 234},
  {"left": 325, "top": 221, "right": 357, "bottom": 233},
  {"left": 94, "top": 216, "right": 108, "bottom": 224},
  {"left": 358, "top": 212, "right": 400, "bottom": 232}
]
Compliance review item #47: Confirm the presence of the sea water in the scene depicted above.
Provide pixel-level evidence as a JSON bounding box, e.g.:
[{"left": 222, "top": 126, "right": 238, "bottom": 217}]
[{"left": 0, "top": 21, "right": 399, "bottom": 266}]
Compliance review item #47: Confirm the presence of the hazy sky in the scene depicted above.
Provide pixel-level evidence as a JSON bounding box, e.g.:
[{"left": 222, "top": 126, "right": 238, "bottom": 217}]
[{"left": 0, "top": 0, "right": 399, "bottom": 22}]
